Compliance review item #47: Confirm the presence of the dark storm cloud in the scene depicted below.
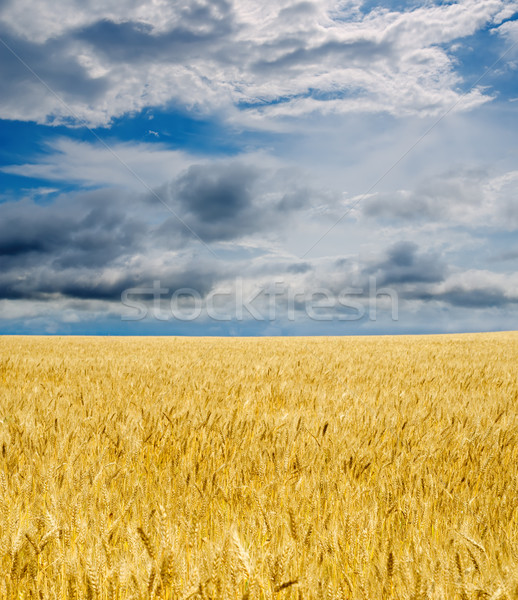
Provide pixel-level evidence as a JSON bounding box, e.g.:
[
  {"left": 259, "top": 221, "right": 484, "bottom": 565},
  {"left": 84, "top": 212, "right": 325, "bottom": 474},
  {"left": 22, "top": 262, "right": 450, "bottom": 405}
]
[
  {"left": 0, "top": 195, "right": 145, "bottom": 264},
  {"left": 309, "top": 243, "right": 448, "bottom": 306},
  {"left": 0, "top": 173, "right": 515, "bottom": 318},
  {"left": 56, "top": 266, "right": 217, "bottom": 302},
  {"left": 0, "top": 28, "right": 108, "bottom": 105},
  {"left": 75, "top": 10, "right": 233, "bottom": 64},
  {"left": 0, "top": 160, "right": 314, "bottom": 302},
  {"left": 370, "top": 241, "right": 447, "bottom": 286},
  {"left": 0, "top": 262, "right": 219, "bottom": 302},
  {"left": 320, "top": 244, "right": 518, "bottom": 312},
  {"left": 0, "top": 190, "right": 148, "bottom": 301},
  {"left": 158, "top": 162, "right": 312, "bottom": 243},
  {"left": 0, "top": 270, "right": 136, "bottom": 301},
  {"left": 175, "top": 163, "right": 258, "bottom": 223}
]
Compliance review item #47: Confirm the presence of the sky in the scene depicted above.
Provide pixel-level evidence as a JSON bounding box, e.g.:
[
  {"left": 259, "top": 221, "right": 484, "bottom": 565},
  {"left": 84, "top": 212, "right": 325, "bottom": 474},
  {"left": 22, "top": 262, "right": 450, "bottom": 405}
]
[{"left": 1, "top": 0, "right": 518, "bottom": 335}]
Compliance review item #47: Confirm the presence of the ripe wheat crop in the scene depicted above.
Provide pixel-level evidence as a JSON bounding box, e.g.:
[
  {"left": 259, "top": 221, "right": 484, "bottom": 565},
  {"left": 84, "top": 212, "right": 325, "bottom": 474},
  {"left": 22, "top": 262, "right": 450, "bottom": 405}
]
[{"left": 1, "top": 332, "right": 518, "bottom": 599}]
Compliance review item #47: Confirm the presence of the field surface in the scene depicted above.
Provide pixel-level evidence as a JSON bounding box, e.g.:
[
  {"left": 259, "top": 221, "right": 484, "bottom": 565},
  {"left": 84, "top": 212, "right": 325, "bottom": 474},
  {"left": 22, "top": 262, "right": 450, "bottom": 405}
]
[{"left": 1, "top": 333, "right": 518, "bottom": 599}]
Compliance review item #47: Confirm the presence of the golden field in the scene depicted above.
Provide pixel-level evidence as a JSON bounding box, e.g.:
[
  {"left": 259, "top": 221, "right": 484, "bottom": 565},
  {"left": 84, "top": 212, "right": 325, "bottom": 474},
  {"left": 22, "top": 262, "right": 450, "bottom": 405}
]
[{"left": 1, "top": 333, "right": 518, "bottom": 600}]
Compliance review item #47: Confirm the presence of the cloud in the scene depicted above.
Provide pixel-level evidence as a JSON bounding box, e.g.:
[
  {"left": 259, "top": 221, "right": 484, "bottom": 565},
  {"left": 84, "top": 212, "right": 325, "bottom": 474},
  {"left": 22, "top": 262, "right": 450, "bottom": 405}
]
[
  {"left": 361, "top": 168, "right": 518, "bottom": 230},
  {"left": 495, "top": 15, "right": 518, "bottom": 45},
  {"left": 306, "top": 242, "right": 518, "bottom": 313},
  {"left": 251, "top": 38, "right": 392, "bottom": 73},
  {"left": 1, "top": 138, "right": 193, "bottom": 190},
  {"left": 495, "top": 248, "right": 518, "bottom": 261},
  {"left": 1, "top": 128, "right": 517, "bottom": 332},
  {"left": 156, "top": 162, "right": 319, "bottom": 243},
  {"left": 368, "top": 241, "right": 448, "bottom": 286},
  {"left": 0, "top": 29, "right": 109, "bottom": 124},
  {"left": 0, "top": 156, "right": 318, "bottom": 303},
  {"left": 0, "top": 178, "right": 516, "bottom": 326},
  {"left": 411, "top": 269, "right": 518, "bottom": 308},
  {"left": 0, "top": 0, "right": 513, "bottom": 126},
  {"left": 173, "top": 163, "right": 259, "bottom": 223},
  {"left": 362, "top": 169, "right": 486, "bottom": 222},
  {"left": 75, "top": 6, "right": 234, "bottom": 64},
  {"left": 0, "top": 189, "right": 149, "bottom": 299},
  {"left": 286, "top": 261, "right": 312, "bottom": 274}
]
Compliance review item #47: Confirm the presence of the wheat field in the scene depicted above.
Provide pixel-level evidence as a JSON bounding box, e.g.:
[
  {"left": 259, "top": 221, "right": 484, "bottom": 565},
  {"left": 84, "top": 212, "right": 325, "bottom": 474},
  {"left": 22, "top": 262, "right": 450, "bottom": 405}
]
[{"left": 0, "top": 333, "right": 518, "bottom": 599}]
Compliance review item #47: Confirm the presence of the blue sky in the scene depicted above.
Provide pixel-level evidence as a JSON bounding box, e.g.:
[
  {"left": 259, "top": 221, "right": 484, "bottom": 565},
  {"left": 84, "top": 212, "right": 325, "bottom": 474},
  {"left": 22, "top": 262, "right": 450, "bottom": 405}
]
[{"left": 0, "top": 0, "right": 518, "bottom": 335}]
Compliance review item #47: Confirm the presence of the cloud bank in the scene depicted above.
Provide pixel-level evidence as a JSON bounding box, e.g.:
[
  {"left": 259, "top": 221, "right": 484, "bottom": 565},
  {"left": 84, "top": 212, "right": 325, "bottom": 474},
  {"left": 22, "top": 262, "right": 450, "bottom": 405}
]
[
  {"left": 1, "top": 140, "right": 518, "bottom": 333},
  {"left": 0, "top": 0, "right": 515, "bottom": 126}
]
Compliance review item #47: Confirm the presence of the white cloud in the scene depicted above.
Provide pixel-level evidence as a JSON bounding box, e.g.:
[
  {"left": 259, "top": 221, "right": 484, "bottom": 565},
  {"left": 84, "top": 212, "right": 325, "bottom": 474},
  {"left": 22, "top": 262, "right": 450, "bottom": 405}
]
[
  {"left": 0, "top": 0, "right": 514, "bottom": 126},
  {"left": 493, "top": 0, "right": 518, "bottom": 23},
  {"left": 1, "top": 138, "right": 193, "bottom": 190},
  {"left": 496, "top": 16, "right": 518, "bottom": 43}
]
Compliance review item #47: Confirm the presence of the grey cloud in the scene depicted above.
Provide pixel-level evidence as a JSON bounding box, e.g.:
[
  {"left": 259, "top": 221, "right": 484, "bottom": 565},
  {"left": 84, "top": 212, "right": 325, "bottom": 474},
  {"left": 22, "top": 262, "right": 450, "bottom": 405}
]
[
  {"left": 0, "top": 29, "right": 108, "bottom": 108},
  {"left": 252, "top": 38, "right": 392, "bottom": 73},
  {"left": 0, "top": 160, "right": 314, "bottom": 302},
  {"left": 0, "top": 271, "right": 136, "bottom": 302},
  {"left": 362, "top": 170, "right": 487, "bottom": 223},
  {"left": 158, "top": 164, "right": 262, "bottom": 242},
  {"left": 432, "top": 287, "right": 515, "bottom": 309},
  {"left": 278, "top": 187, "right": 312, "bottom": 211},
  {"left": 370, "top": 241, "right": 447, "bottom": 286},
  {"left": 278, "top": 2, "right": 317, "bottom": 19},
  {"left": 0, "top": 263, "right": 218, "bottom": 302},
  {"left": 311, "top": 248, "right": 517, "bottom": 313},
  {"left": 175, "top": 163, "right": 258, "bottom": 223},
  {"left": 0, "top": 193, "right": 145, "bottom": 265},
  {"left": 0, "top": 189, "right": 148, "bottom": 301},
  {"left": 406, "top": 284, "right": 518, "bottom": 309},
  {"left": 246, "top": 260, "right": 314, "bottom": 278},
  {"left": 364, "top": 241, "right": 518, "bottom": 310},
  {"left": 334, "top": 257, "right": 352, "bottom": 268},
  {"left": 157, "top": 162, "right": 313, "bottom": 243},
  {"left": 495, "top": 248, "right": 518, "bottom": 262},
  {"left": 58, "top": 266, "right": 217, "bottom": 302},
  {"left": 363, "top": 192, "right": 439, "bottom": 221},
  {"left": 75, "top": 11, "right": 233, "bottom": 64},
  {"left": 0, "top": 201, "right": 75, "bottom": 257},
  {"left": 502, "top": 199, "right": 518, "bottom": 224},
  {"left": 286, "top": 262, "right": 312, "bottom": 274}
]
